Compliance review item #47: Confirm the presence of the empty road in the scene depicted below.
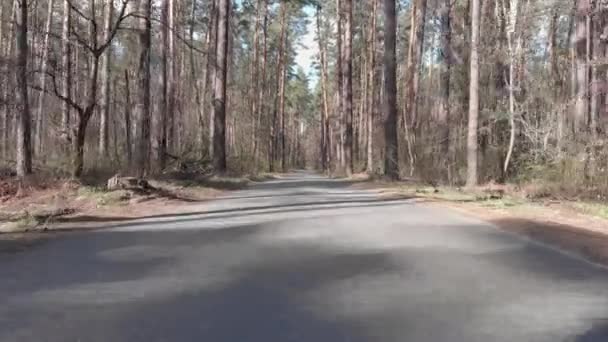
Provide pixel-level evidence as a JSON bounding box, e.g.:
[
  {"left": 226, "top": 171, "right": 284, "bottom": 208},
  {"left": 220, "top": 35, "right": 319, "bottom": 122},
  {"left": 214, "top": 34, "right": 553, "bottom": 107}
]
[{"left": 1, "top": 171, "right": 608, "bottom": 341}]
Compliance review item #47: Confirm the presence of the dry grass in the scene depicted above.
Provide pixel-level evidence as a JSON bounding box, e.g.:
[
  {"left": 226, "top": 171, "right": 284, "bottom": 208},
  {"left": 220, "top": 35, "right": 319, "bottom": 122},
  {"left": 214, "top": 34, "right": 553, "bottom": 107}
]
[{"left": 0, "top": 169, "right": 255, "bottom": 234}]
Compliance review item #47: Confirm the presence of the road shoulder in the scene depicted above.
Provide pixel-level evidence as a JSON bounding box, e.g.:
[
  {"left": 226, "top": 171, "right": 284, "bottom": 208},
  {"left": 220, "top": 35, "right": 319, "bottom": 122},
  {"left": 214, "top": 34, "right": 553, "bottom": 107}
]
[{"left": 355, "top": 180, "right": 608, "bottom": 268}]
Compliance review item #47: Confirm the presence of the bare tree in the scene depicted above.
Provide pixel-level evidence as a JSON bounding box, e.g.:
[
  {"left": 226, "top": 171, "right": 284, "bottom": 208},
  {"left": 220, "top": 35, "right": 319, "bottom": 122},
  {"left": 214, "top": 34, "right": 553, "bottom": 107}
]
[{"left": 42, "top": 0, "right": 132, "bottom": 177}]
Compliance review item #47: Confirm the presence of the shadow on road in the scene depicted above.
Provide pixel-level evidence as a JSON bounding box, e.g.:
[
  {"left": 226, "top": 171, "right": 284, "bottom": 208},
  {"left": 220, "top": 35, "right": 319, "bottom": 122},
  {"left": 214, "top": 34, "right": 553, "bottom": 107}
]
[{"left": 575, "top": 320, "right": 608, "bottom": 342}]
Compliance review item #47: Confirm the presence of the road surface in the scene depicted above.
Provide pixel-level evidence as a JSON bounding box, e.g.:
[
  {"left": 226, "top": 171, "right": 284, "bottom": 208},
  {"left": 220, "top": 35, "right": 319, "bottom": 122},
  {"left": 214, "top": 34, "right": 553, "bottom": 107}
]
[{"left": 1, "top": 171, "right": 608, "bottom": 341}]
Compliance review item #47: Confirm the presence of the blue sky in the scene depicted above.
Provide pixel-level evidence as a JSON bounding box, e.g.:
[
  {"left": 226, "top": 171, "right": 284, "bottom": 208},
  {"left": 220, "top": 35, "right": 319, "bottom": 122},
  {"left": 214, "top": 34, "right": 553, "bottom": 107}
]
[{"left": 295, "top": 5, "right": 319, "bottom": 89}]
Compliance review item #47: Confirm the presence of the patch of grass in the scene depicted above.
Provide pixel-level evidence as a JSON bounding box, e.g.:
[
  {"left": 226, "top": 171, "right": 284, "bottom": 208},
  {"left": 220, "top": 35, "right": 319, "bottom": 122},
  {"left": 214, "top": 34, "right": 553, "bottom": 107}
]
[
  {"left": 573, "top": 202, "right": 608, "bottom": 220},
  {"left": 0, "top": 208, "right": 75, "bottom": 233},
  {"left": 14, "top": 215, "right": 39, "bottom": 230},
  {"left": 478, "top": 197, "right": 526, "bottom": 209},
  {"left": 97, "top": 191, "right": 132, "bottom": 206},
  {"left": 77, "top": 186, "right": 131, "bottom": 207},
  {"left": 391, "top": 183, "right": 528, "bottom": 210},
  {"left": 77, "top": 186, "right": 108, "bottom": 197}
]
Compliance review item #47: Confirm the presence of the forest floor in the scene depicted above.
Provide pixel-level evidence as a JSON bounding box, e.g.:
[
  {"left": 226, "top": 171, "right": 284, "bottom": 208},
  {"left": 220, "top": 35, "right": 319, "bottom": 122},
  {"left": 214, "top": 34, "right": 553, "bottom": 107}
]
[
  {"left": 353, "top": 177, "right": 608, "bottom": 267},
  {"left": 0, "top": 171, "right": 275, "bottom": 234}
]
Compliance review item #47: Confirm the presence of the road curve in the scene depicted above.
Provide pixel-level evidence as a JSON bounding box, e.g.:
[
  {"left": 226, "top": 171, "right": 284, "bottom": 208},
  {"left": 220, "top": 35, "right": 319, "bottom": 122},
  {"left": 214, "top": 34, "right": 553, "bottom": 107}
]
[{"left": 1, "top": 171, "right": 608, "bottom": 341}]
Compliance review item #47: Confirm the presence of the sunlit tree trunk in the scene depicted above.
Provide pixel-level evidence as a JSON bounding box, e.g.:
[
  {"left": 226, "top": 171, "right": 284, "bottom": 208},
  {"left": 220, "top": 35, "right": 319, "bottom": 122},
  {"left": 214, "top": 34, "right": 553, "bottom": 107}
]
[
  {"left": 61, "top": 0, "right": 71, "bottom": 155},
  {"left": 207, "top": 0, "right": 218, "bottom": 160},
  {"left": 124, "top": 70, "right": 133, "bottom": 168},
  {"left": 467, "top": 0, "right": 481, "bottom": 187},
  {"left": 16, "top": 0, "right": 32, "bottom": 177},
  {"left": 159, "top": 0, "right": 174, "bottom": 169},
  {"left": 99, "top": 0, "right": 113, "bottom": 159},
  {"left": 212, "top": 0, "right": 230, "bottom": 172},
  {"left": 438, "top": 0, "right": 451, "bottom": 180},
  {"left": 573, "top": 0, "right": 589, "bottom": 133},
  {"left": 366, "top": 0, "right": 377, "bottom": 174}
]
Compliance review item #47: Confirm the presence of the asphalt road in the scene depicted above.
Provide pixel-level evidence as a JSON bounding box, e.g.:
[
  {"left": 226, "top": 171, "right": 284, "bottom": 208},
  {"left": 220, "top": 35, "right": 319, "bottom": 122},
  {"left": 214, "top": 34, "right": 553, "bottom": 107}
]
[{"left": 1, "top": 171, "right": 608, "bottom": 341}]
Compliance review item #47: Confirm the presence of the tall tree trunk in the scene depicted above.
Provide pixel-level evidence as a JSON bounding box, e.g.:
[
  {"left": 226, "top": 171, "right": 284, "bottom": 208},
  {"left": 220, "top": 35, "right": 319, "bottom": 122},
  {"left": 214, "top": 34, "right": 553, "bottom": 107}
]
[
  {"left": 2, "top": 0, "right": 17, "bottom": 161},
  {"left": 34, "top": 0, "right": 54, "bottom": 156},
  {"left": 61, "top": 0, "right": 71, "bottom": 153},
  {"left": 16, "top": 0, "right": 32, "bottom": 177},
  {"left": 366, "top": 0, "right": 377, "bottom": 173},
  {"left": 438, "top": 0, "right": 451, "bottom": 179},
  {"left": 405, "top": 0, "right": 427, "bottom": 129},
  {"left": 336, "top": 0, "right": 344, "bottom": 170},
  {"left": 317, "top": 6, "right": 330, "bottom": 172},
  {"left": 254, "top": 0, "right": 268, "bottom": 168},
  {"left": 280, "top": 29, "right": 288, "bottom": 172},
  {"left": 249, "top": 0, "right": 261, "bottom": 168},
  {"left": 548, "top": 6, "right": 565, "bottom": 148},
  {"left": 590, "top": 3, "right": 602, "bottom": 140},
  {"left": 99, "top": 0, "right": 113, "bottom": 159},
  {"left": 208, "top": 0, "right": 218, "bottom": 160},
  {"left": 384, "top": 0, "right": 399, "bottom": 179},
  {"left": 467, "top": 0, "right": 481, "bottom": 187},
  {"left": 212, "top": 0, "right": 230, "bottom": 172},
  {"left": 503, "top": 0, "right": 527, "bottom": 176},
  {"left": 0, "top": 1, "right": 4, "bottom": 159},
  {"left": 272, "top": 1, "right": 287, "bottom": 172},
  {"left": 160, "top": 0, "right": 174, "bottom": 169},
  {"left": 137, "top": 0, "right": 152, "bottom": 177},
  {"left": 124, "top": 70, "right": 133, "bottom": 168},
  {"left": 167, "top": 0, "right": 176, "bottom": 154},
  {"left": 574, "top": 0, "right": 589, "bottom": 133},
  {"left": 343, "top": 0, "right": 354, "bottom": 176},
  {"left": 403, "top": 0, "right": 427, "bottom": 175},
  {"left": 161, "top": 0, "right": 169, "bottom": 166}
]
